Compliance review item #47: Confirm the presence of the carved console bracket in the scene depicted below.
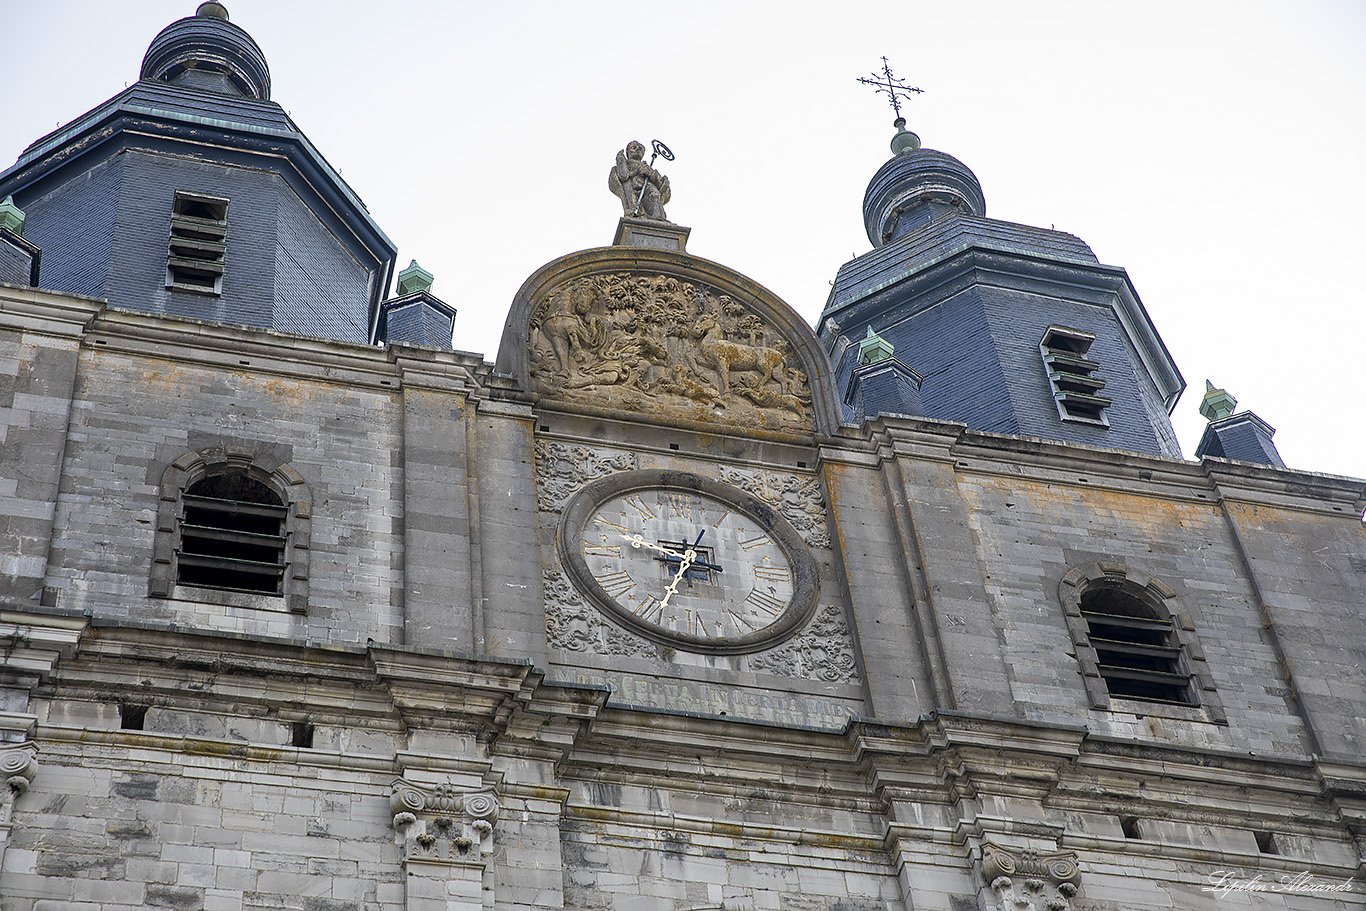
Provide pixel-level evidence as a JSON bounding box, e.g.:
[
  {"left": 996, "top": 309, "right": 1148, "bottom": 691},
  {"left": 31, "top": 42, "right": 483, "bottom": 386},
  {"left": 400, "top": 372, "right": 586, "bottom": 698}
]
[{"left": 980, "top": 842, "right": 1081, "bottom": 911}]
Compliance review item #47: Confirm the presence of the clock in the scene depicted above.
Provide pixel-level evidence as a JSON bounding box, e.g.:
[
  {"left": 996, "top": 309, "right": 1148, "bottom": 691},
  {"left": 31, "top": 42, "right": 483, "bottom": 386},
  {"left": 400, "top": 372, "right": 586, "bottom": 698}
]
[{"left": 557, "top": 470, "right": 820, "bottom": 654}]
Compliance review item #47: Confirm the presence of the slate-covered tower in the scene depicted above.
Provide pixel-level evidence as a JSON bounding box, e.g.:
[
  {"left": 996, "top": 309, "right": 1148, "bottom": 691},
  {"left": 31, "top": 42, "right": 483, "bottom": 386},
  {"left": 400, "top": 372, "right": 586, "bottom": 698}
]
[
  {"left": 0, "top": 2, "right": 397, "bottom": 345},
  {"left": 821, "top": 120, "right": 1186, "bottom": 456}
]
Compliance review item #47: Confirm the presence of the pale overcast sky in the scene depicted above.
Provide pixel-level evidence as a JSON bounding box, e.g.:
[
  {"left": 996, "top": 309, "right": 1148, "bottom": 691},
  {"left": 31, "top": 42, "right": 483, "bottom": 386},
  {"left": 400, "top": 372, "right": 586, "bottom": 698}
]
[{"left": 5, "top": 1, "right": 1364, "bottom": 480}]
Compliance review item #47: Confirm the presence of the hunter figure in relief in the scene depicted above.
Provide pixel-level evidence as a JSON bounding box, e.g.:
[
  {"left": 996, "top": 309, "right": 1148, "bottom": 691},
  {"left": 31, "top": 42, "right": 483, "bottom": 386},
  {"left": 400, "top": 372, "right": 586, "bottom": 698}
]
[{"left": 527, "top": 272, "right": 812, "bottom": 429}]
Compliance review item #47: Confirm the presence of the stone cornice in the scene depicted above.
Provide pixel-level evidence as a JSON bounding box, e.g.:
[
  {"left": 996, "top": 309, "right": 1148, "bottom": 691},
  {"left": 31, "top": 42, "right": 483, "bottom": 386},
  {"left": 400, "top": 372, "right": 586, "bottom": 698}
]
[
  {"left": 0, "top": 284, "right": 104, "bottom": 338},
  {"left": 0, "top": 288, "right": 498, "bottom": 395},
  {"left": 849, "top": 414, "right": 1365, "bottom": 515}
]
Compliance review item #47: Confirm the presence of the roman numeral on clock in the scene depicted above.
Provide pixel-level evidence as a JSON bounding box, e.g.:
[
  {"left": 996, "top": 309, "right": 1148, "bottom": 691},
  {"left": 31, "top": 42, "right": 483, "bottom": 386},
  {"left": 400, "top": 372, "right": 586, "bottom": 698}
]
[
  {"left": 593, "top": 513, "right": 630, "bottom": 533},
  {"left": 632, "top": 596, "right": 663, "bottom": 623},
  {"left": 685, "top": 610, "right": 713, "bottom": 638},
  {"left": 745, "top": 589, "right": 785, "bottom": 617},
  {"left": 753, "top": 565, "right": 790, "bottom": 583},
  {"left": 583, "top": 544, "right": 622, "bottom": 558},
  {"left": 726, "top": 609, "right": 758, "bottom": 632},
  {"left": 739, "top": 534, "right": 770, "bottom": 550},
  {"left": 595, "top": 570, "right": 635, "bottom": 597},
  {"left": 624, "top": 496, "right": 656, "bottom": 520},
  {"left": 665, "top": 493, "right": 691, "bottom": 519}
]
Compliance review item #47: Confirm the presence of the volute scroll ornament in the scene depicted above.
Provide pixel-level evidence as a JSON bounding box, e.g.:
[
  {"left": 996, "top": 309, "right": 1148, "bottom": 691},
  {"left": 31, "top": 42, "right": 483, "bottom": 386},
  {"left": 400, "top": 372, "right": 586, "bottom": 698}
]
[
  {"left": 1, "top": 747, "right": 37, "bottom": 796},
  {"left": 980, "top": 842, "right": 1081, "bottom": 911}
]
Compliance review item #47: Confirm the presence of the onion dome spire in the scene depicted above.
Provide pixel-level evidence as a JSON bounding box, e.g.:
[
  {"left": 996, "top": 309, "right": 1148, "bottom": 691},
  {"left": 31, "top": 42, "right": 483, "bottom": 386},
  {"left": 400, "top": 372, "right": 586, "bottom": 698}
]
[{"left": 141, "top": 3, "right": 271, "bottom": 100}]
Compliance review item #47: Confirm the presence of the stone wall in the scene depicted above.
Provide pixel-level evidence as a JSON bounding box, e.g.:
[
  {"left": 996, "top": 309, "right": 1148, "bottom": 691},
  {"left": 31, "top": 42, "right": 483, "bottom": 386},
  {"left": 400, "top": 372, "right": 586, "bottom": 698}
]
[{"left": 1, "top": 285, "right": 1364, "bottom": 910}]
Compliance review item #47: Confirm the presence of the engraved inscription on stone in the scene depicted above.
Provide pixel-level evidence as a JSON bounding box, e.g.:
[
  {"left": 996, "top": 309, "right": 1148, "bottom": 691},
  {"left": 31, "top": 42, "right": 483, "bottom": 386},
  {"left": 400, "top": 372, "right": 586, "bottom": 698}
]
[
  {"left": 527, "top": 273, "right": 812, "bottom": 430},
  {"left": 568, "top": 670, "right": 856, "bottom": 731}
]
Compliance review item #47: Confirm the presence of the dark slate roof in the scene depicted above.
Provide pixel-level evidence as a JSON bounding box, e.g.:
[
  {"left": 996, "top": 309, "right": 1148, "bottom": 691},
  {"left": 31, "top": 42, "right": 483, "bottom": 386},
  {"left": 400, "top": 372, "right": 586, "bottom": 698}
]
[
  {"left": 1196, "top": 413, "right": 1286, "bottom": 467},
  {"left": 7, "top": 83, "right": 378, "bottom": 240},
  {"left": 822, "top": 212, "right": 1099, "bottom": 320},
  {"left": 0, "top": 79, "right": 396, "bottom": 342},
  {"left": 15, "top": 83, "right": 291, "bottom": 168}
]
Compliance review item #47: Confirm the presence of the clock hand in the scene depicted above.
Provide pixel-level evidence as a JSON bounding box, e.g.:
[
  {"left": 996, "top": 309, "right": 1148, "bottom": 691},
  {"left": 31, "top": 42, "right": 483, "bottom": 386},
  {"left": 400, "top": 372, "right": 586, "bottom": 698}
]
[
  {"left": 658, "top": 548, "right": 696, "bottom": 610},
  {"left": 649, "top": 529, "right": 724, "bottom": 574},
  {"left": 684, "top": 529, "right": 723, "bottom": 574},
  {"left": 621, "top": 533, "right": 674, "bottom": 556}
]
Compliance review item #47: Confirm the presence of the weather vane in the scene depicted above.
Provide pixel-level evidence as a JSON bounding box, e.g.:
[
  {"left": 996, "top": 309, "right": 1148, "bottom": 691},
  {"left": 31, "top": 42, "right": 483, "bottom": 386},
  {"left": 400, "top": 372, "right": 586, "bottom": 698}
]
[{"left": 857, "top": 57, "right": 923, "bottom": 122}]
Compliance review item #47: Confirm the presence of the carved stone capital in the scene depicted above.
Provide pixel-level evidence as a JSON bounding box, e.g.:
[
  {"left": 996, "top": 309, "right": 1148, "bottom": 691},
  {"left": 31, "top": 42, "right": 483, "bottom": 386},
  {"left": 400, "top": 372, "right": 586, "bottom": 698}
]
[
  {"left": 1, "top": 746, "right": 37, "bottom": 799},
  {"left": 390, "top": 780, "right": 499, "bottom": 867},
  {"left": 980, "top": 842, "right": 1081, "bottom": 911}
]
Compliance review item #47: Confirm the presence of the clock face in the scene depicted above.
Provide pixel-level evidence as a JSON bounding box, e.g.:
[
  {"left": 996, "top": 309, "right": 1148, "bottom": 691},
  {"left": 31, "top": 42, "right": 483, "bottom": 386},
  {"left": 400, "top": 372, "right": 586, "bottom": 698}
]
[{"left": 558, "top": 470, "right": 819, "bottom": 654}]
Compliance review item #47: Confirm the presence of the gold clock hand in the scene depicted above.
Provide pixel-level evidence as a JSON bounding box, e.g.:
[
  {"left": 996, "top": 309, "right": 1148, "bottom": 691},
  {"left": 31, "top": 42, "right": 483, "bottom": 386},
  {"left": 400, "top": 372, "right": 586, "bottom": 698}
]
[
  {"left": 621, "top": 533, "right": 673, "bottom": 556},
  {"left": 658, "top": 549, "right": 696, "bottom": 610}
]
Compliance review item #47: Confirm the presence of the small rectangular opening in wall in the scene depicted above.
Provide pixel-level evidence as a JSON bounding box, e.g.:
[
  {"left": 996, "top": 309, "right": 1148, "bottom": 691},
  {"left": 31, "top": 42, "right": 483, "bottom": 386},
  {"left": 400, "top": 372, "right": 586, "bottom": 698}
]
[
  {"left": 539, "top": 425, "right": 550, "bottom": 433},
  {"left": 291, "top": 721, "right": 314, "bottom": 749},
  {"left": 669, "top": 443, "right": 680, "bottom": 451},
  {"left": 119, "top": 704, "right": 148, "bottom": 731},
  {"left": 1120, "top": 816, "right": 1142, "bottom": 839},
  {"left": 1254, "top": 831, "right": 1278, "bottom": 854},
  {"left": 797, "top": 461, "right": 808, "bottom": 469}
]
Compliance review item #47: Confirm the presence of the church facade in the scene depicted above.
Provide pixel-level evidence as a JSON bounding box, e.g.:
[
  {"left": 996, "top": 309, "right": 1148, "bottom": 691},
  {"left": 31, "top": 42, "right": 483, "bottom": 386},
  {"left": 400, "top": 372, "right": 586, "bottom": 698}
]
[{"left": 1, "top": 6, "right": 1363, "bottom": 911}]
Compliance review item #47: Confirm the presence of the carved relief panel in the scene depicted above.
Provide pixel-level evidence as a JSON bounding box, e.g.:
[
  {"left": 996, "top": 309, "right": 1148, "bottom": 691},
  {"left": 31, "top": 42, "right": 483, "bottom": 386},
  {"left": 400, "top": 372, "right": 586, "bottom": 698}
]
[{"left": 527, "top": 272, "right": 813, "bottom": 432}]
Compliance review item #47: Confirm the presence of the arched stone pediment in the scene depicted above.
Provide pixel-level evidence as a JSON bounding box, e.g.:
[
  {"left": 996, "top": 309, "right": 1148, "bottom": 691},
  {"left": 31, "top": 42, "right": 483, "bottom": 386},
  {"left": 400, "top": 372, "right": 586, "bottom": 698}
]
[{"left": 496, "top": 247, "right": 840, "bottom": 438}]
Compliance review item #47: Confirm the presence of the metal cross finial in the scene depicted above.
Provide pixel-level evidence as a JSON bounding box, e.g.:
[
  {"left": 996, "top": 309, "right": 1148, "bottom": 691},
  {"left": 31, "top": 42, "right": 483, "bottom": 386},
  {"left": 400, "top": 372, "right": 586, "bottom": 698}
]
[{"left": 857, "top": 56, "right": 924, "bottom": 121}]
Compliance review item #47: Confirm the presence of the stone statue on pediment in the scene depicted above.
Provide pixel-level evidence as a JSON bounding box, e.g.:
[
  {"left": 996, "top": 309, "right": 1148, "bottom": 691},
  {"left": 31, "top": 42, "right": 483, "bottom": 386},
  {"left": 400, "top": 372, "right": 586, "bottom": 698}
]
[{"left": 609, "top": 141, "right": 671, "bottom": 221}]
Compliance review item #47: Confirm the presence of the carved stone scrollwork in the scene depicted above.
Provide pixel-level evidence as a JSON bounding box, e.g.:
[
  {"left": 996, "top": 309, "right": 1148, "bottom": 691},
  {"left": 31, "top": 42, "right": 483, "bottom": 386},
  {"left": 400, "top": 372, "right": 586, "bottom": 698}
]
[
  {"left": 534, "top": 441, "right": 636, "bottom": 513},
  {"left": 390, "top": 780, "right": 499, "bottom": 867},
  {"left": 717, "top": 466, "right": 830, "bottom": 549},
  {"left": 527, "top": 273, "right": 813, "bottom": 431},
  {"left": 0, "top": 746, "right": 37, "bottom": 849},
  {"left": 547, "top": 563, "right": 853, "bottom": 683},
  {"left": 747, "top": 605, "right": 857, "bottom": 683},
  {"left": 544, "top": 569, "right": 659, "bottom": 659},
  {"left": 980, "top": 843, "right": 1081, "bottom": 911}
]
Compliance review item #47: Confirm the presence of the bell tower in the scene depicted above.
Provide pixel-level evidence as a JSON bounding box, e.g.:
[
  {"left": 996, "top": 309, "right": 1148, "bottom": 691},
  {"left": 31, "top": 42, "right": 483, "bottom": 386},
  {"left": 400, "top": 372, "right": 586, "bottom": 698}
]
[
  {"left": 820, "top": 69, "right": 1184, "bottom": 456},
  {"left": 0, "top": 3, "right": 396, "bottom": 345}
]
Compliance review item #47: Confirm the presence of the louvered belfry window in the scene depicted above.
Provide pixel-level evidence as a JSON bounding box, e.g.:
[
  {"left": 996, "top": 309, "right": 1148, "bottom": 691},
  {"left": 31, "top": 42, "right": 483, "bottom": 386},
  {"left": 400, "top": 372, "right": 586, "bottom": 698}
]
[
  {"left": 177, "top": 473, "right": 287, "bottom": 595},
  {"left": 1040, "top": 325, "right": 1112, "bottom": 425},
  {"left": 1080, "top": 585, "right": 1193, "bottom": 705},
  {"left": 167, "top": 191, "right": 229, "bottom": 294}
]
